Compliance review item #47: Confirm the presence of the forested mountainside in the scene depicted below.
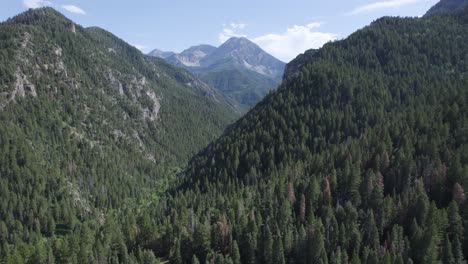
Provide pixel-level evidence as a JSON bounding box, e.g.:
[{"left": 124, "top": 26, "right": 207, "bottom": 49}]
[
  {"left": 425, "top": 0, "right": 468, "bottom": 16},
  {"left": 0, "top": 7, "right": 236, "bottom": 263},
  {"left": 144, "top": 7, "right": 468, "bottom": 264},
  {"left": 150, "top": 37, "right": 285, "bottom": 112},
  {"left": 282, "top": 49, "right": 318, "bottom": 79},
  {"left": 1, "top": 2, "right": 468, "bottom": 264}
]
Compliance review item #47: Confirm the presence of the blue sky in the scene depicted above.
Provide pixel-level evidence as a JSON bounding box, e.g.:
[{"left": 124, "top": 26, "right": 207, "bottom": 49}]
[{"left": 2, "top": 0, "right": 439, "bottom": 61}]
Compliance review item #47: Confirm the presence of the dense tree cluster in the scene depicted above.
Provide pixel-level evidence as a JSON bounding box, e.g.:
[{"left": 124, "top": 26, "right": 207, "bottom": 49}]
[
  {"left": 0, "top": 7, "right": 235, "bottom": 263},
  {"left": 1, "top": 5, "right": 468, "bottom": 264},
  {"left": 141, "top": 8, "right": 467, "bottom": 263}
]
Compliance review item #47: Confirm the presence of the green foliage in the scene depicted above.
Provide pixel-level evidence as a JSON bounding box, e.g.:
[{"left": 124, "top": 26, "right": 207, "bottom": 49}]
[
  {"left": 0, "top": 7, "right": 235, "bottom": 263},
  {"left": 199, "top": 67, "right": 280, "bottom": 110},
  {"left": 139, "top": 7, "right": 468, "bottom": 263},
  {"left": 2, "top": 4, "right": 468, "bottom": 264}
]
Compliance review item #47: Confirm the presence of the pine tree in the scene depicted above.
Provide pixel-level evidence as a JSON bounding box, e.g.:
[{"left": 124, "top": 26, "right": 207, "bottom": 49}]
[
  {"left": 322, "top": 177, "right": 332, "bottom": 205},
  {"left": 241, "top": 218, "right": 257, "bottom": 264},
  {"left": 452, "top": 183, "right": 465, "bottom": 204},
  {"left": 0, "top": 221, "right": 7, "bottom": 244},
  {"left": 447, "top": 201, "right": 464, "bottom": 262},
  {"left": 272, "top": 231, "right": 285, "bottom": 264},
  {"left": 30, "top": 240, "right": 47, "bottom": 264},
  {"left": 192, "top": 254, "right": 200, "bottom": 264},
  {"left": 232, "top": 240, "right": 241, "bottom": 264},
  {"left": 172, "top": 242, "right": 183, "bottom": 264},
  {"left": 308, "top": 177, "right": 320, "bottom": 208},
  {"left": 261, "top": 225, "right": 273, "bottom": 264},
  {"left": 441, "top": 234, "right": 455, "bottom": 264},
  {"left": 307, "top": 226, "right": 328, "bottom": 264},
  {"left": 193, "top": 223, "right": 210, "bottom": 263},
  {"left": 363, "top": 210, "right": 379, "bottom": 250},
  {"left": 367, "top": 250, "right": 379, "bottom": 264},
  {"left": 300, "top": 193, "right": 306, "bottom": 222}
]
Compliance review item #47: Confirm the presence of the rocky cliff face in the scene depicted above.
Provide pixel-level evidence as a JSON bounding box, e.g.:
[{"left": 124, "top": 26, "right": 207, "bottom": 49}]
[{"left": 165, "top": 44, "right": 216, "bottom": 67}]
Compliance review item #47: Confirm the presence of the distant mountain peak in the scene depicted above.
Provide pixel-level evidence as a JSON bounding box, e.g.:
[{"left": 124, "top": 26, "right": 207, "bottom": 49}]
[
  {"left": 219, "top": 37, "right": 261, "bottom": 50},
  {"left": 224, "top": 36, "right": 251, "bottom": 43},
  {"left": 200, "top": 37, "right": 285, "bottom": 79},
  {"left": 178, "top": 44, "right": 216, "bottom": 58},
  {"left": 150, "top": 37, "right": 285, "bottom": 109},
  {"left": 181, "top": 44, "right": 216, "bottom": 53},
  {"left": 147, "top": 49, "right": 175, "bottom": 59}
]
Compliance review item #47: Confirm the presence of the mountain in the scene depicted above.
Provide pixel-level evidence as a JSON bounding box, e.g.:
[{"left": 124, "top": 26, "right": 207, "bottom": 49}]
[
  {"left": 166, "top": 44, "right": 216, "bottom": 67},
  {"left": 200, "top": 37, "right": 284, "bottom": 78},
  {"left": 2, "top": 3, "right": 468, "bottom": 264},
  {"left": 147, "top": 48, "right": 175, "bottom": 59},
  {"left": 149, "top": 37, "right": 285, "bottom": 111},
  {"left": 425, "top": 0, "right": 468, "bottom": 16},
  {"left": 146, "top": 6, "right": 468, "bottom": 263},
  {"left": 282, "top": 48, "right": 318, "bottom": 78},
  {"left": 0, "top": 7, "right": 237, "bottom": 263}
]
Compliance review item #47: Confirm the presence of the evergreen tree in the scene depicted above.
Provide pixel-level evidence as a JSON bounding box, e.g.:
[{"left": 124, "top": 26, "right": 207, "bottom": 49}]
[
  {"left": 193, "top": 224, "right": 210, "bottom": 263},
  {"left": 442, "top": 234, "right": 455, "bottom": 264},
  {"left": 363, "top": 210, "right": 380, "bottom": 250},
  {"left": 307, "top": 227, "right": 328, "bottom": 264},
  {"left": 232, "top": 240, "right": 241, "bottom": 264},
  {"left": 261, "top": 225, "right": 273, "bottom": 264},
  {"left": 447, "top": 201, "right": 464, "bottom": 262},
  {"left": 192, "top": 254, "right": 200, "bottom": 264},
  {"left": 272, "top": 231, "right": 285, "bottom": 264}
]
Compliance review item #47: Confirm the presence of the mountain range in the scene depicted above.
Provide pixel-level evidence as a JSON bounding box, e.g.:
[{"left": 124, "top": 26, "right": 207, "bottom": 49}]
[
  {"left": 147, "top": 48, "right": 175, "bottom": 59},
  {"left": 157, "top": 2, "right": 468, "bottom": 263},
  {"left": 149, "top": 37, "right": 285, "bottom": 111},
  {"left": 1, "top": 1, "right": 468, "bottom": 263}
]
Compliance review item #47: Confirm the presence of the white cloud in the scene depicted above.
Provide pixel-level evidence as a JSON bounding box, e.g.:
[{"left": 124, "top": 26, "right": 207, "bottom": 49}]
[
  {"left": 23, "top": 0, "right": 86, "bottom": 16},
  {"left": 219, "top": 23, "right": 248, "bottom": 43},
  {"left": 230, "top": 23, "right": 247, "bottom": 29},
  {"left": 347, "top": 0, "right": 423, "bottom": 15},
  {"left": 253, "top": 22, "right": 338, "bottom": 62},
  {"left": 217, "top": 21, "right": 337, "bottom": 61},
  {"left": 132, "top": 44, "right": 146, "bottom": 52},
  {"left": 23, "top": 0, "right": 51, "bottom": 8},
  {"left": 62, "top": 5, "right": 86, "bottom": 15}
]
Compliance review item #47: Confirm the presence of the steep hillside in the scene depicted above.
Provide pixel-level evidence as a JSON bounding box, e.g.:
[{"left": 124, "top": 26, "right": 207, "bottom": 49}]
[
  {"left": 0, "top": 7, "right": 236, "bottom": 263},
  {"left": 283, "top": 49, "right": 318, "bottom": 79},
  {"left": 146, "top": 8, "right": 468, "bottom": 263}
]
